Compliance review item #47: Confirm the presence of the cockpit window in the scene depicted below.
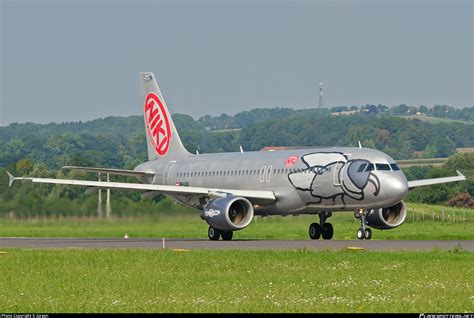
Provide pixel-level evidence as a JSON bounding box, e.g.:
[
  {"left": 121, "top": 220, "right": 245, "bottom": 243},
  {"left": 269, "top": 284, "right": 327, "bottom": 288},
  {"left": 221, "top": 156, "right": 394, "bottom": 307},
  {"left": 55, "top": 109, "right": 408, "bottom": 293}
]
[
  {"left": 375, "top": 163, "right": 391, "bottom": 171},
  {"left": 357, "top": 163, "right": 367, "bottom": 173},
  {"left": 365, "top": 163, "right": 375, "bottom": 171},
  {"left": 390, "top": 163, "right": 400, "bottom": 171}
]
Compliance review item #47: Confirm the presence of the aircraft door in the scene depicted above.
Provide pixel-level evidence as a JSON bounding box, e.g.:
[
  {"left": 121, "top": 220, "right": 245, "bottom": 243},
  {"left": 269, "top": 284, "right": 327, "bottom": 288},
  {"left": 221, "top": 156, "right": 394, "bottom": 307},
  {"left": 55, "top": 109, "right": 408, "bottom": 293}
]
[
  {"left": 163, "top": 161, "right": 176, "bottom": 185},
  {"left": 259, "top": 166, "right": 267, "bottom": 183},
  {"left": 266, "top": 166, "right": 273, "bottom": 182}
]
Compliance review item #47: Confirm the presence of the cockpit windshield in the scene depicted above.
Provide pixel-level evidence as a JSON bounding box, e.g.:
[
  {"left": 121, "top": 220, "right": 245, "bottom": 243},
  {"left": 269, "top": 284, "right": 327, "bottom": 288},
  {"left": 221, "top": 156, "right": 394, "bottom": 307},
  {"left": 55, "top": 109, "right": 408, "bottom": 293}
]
[
  {"left": 357, "top": 163, "right": 367, "bottom": 172},
  {"left": 375, "top": 163, "right": 391, "bottom": 171},
  {"left": 390, "top": 163, "right": 400, "bottom": 171},
  {"left": 356, "top": 162, "right": 401, "bottom": 172}
]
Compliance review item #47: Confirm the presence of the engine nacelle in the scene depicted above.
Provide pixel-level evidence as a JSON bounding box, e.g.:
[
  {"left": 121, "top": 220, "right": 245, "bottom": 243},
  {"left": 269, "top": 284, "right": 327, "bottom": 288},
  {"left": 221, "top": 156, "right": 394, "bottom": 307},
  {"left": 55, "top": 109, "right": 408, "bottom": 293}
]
[
  {"left": 366, "top": 201, "right": 407, "bottom": 230},
  {"left": 201, "top": 196, "right": 254, "bottom": 231}
]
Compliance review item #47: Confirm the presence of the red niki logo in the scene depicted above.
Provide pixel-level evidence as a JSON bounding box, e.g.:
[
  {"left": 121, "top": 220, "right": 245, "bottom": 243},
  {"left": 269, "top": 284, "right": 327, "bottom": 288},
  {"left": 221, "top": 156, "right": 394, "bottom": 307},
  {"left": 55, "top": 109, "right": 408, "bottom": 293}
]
[
  {"left": 144, "top": 92, "right": 172, "bottom": 156},
  {"left": 285, "top": 156, "right": 299, "bottom": 167}
]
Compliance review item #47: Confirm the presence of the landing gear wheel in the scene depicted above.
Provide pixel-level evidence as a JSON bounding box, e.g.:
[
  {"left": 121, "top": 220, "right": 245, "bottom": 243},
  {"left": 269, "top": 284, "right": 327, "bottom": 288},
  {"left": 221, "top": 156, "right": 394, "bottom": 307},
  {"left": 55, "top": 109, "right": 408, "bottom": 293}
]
[
  {"left": 208, "top": 226, "right": 221, "bottom": 241},
  {"left": 221, "top": 231, "right": 233, "bottom": 241},
  {"left": 364, "top": 228, "right": 372, "bottom": 240},
  {"left": 321, "top": 223, "right": 334, "bottom": 240},
  {"left": 357, "top": 228, "right": 365, "bottom": 240},
  {"left": 309, "top": 223, "right": 321, "bottom": 240}
]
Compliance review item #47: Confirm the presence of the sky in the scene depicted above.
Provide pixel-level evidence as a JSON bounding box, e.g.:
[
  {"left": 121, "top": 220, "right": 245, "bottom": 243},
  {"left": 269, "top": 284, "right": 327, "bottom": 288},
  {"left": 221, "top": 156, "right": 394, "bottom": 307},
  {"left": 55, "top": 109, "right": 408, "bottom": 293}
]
[{"left": 0, "top": 0, "right": 472, "bottom": 126}]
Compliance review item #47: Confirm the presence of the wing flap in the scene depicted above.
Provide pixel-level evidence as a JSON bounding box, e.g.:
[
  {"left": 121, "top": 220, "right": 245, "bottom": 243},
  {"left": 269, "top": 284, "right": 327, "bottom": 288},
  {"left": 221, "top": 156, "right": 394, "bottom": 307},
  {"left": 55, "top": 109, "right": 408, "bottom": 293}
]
[
  {"left": 61, "top": 166, "right": 155, "bottom": 178},
  {"left": 408, "top": 170, "right": 466, "bottom": 189},
  {"left": 7, "top": 173, "right": 275, "bottom": 204}
]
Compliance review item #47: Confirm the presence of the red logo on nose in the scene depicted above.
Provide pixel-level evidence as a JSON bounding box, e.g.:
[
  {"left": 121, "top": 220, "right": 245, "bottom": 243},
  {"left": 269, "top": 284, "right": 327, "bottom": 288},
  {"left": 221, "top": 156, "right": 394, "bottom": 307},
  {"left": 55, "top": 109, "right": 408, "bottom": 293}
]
[
  {"left": 285, "top": 156, "right": 299, "bottom": 167},
  {"left": 144, "top": 92, "right": 172, "bottom": 156}
]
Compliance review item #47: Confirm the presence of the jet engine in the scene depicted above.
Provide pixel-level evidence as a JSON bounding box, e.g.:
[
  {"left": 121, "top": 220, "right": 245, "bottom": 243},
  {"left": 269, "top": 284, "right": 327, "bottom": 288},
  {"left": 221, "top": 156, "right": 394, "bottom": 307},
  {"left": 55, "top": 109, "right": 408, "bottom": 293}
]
[
  {"left": 366, "top": 201, "right": 407, "bottom": 230},
  {"left": 201, "top": 196, "right": 254, "bottom": 231}
]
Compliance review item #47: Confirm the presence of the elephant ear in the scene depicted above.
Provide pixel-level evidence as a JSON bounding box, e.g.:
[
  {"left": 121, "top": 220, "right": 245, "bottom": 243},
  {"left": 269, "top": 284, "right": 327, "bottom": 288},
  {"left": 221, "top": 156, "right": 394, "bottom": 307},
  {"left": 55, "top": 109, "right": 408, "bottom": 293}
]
[
  {"left": 301, "top": 152, "right": 347, "bottom": 167},
  {"left": 343, "top": 160, "right": 371, "bottom": 193},
  {"left": 288, "top": 170, "right": 313, "bottom": 191}
]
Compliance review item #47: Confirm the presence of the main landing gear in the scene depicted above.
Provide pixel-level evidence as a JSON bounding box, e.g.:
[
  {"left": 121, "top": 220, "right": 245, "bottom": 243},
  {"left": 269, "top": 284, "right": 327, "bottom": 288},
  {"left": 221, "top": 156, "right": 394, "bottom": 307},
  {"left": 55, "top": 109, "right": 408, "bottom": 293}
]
[
  {"left": 208, "top": 226, "right": 233, "bottom": 241},
  {"left": 309, "top": 211, "right": 333, "bottom": 240},
  {"left": 354, "top": 209, "right": 372, "bottom": 240}
]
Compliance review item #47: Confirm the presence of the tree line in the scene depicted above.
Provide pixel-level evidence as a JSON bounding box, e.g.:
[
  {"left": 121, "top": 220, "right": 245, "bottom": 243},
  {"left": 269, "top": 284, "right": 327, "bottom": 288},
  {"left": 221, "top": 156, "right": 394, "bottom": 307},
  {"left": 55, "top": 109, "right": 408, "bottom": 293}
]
[{"left": 0, "top": 107, "right": 473, "bottom": 216}]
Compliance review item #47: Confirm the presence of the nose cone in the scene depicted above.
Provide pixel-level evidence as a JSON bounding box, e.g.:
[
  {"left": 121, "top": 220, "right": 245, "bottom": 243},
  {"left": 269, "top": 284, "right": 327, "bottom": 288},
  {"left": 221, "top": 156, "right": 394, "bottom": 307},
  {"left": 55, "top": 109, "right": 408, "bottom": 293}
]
[{"left": 383, "top": 173, "right": 409, "bottom": 203}]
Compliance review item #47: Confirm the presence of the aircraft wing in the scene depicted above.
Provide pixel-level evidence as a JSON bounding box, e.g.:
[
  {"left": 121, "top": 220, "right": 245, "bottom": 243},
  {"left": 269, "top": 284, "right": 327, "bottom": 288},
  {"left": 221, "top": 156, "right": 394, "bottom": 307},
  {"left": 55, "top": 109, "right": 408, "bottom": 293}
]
[
  {"left": 61, "top": 166, "right": 155, "bottom": 178},
  {"left": 408, "top": 170, "right": 466, "bottom": 189},
  {"left": 6, "top": 172, "right": 275, "bottom": 205}
]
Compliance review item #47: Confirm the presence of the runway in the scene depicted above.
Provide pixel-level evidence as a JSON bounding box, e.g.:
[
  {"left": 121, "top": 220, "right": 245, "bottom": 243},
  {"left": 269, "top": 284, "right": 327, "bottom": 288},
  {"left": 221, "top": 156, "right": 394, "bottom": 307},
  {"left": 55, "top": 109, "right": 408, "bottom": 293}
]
[{"left": 0, "top": 237, "right": 473, "bottom": 251}]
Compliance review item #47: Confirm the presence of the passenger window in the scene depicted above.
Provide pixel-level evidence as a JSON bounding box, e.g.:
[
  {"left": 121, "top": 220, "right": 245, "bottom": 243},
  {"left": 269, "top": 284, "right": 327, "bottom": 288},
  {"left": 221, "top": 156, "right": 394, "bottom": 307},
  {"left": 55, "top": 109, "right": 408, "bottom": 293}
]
[
  {"left": 365, "top": 163, "right": 375, "bottom": 172},
  {"left": 390, "top": 163, "right": 400, "bottom": 171},
  {"left": 357, "top": 163, "right": 367, "bottom": 173},
  {"left": 375, "top": 163, "right": 391, "bottom": 171}
]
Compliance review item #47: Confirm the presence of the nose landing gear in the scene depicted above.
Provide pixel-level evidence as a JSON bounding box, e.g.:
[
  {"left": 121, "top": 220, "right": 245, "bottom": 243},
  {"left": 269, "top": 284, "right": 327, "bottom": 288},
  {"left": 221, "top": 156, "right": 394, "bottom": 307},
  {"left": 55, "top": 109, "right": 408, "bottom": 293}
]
[
  {"left": 309, "top": 211, "right": 333, "bottom": 240},
  {"left": 354, "top": 209, "right": 372, "bottom": 240}
]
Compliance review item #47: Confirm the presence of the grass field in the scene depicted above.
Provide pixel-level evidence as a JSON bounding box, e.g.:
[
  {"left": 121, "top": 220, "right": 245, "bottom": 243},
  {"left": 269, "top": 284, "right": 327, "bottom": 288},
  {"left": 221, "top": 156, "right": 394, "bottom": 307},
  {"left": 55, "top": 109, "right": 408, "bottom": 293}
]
[
  {"left": 1, "top": 203, "right": 473, "bottom": 240},
  {"left": 0, "top": 249, "right": 471, "bottom": 313}
]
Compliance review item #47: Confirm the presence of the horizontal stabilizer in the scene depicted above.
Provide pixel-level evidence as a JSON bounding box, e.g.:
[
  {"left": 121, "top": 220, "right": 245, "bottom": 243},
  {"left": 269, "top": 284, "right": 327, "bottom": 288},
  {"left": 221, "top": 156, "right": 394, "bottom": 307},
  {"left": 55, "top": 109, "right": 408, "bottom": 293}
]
[
  {"left": 408, "top": 170, "right": 466, "bottom": 189},
  {"left": 62, "top": 166, "right": 155, "bottom": 178},
  {"left": 7, "top": 171, "right": 15, "bottom": 187}
]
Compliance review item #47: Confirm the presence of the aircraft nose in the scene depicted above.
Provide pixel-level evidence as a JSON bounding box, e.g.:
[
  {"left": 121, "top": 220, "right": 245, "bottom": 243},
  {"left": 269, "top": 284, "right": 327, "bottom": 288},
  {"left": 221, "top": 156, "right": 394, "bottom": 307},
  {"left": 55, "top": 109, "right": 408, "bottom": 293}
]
[{"left": 383, "top": 173, "right": 409, "bottom": 202}]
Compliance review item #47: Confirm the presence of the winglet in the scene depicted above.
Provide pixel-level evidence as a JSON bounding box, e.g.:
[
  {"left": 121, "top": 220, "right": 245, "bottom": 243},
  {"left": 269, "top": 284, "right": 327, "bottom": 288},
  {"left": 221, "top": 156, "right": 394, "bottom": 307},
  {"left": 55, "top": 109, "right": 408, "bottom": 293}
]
[
  {"left": 358, "top": 141, "right": 362, "bottom": 149},
  {"left": 456, "top": 170, "right": 466, "bottom": 178},
  {"left": 6, "top": 171, "right": 15, "bottom": 187}
]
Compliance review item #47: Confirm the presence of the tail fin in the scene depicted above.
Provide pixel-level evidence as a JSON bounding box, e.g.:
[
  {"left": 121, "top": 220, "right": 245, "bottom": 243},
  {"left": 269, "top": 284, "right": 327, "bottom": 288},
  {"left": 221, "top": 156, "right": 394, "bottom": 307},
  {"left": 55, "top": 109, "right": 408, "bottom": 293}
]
[{"left": 139, "top": 72, "right": 191, "bottom": 161}]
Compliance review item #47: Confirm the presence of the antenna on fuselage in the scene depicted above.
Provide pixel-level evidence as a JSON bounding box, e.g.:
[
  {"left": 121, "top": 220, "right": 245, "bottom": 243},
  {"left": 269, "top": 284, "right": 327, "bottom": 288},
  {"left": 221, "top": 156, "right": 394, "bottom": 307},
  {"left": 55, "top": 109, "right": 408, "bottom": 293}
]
[{"left": 239, "top": 145, "right": 244, "bottom": 153}]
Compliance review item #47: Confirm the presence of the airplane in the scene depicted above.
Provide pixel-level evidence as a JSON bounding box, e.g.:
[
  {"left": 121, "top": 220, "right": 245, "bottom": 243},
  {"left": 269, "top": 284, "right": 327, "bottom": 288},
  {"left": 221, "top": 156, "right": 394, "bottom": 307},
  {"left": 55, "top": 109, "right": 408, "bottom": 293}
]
[{"left": 7, "top": 72, "right": 467, "bottom": 241}]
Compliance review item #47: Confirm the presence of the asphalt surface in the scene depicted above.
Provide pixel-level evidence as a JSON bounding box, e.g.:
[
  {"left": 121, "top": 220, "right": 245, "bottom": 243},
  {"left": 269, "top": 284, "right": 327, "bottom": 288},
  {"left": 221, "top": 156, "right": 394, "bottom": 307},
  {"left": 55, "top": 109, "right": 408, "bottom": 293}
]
[{"left": 0, "top": 237, "right": 472, "bottom": 251}]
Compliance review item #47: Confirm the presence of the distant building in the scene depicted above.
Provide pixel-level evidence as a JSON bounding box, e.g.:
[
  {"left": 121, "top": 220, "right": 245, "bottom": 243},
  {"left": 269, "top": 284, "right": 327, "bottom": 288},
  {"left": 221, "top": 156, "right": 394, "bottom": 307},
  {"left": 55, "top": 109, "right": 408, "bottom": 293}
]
[{"left": 331, "top": 110, "right": 361, "bottom": 116}]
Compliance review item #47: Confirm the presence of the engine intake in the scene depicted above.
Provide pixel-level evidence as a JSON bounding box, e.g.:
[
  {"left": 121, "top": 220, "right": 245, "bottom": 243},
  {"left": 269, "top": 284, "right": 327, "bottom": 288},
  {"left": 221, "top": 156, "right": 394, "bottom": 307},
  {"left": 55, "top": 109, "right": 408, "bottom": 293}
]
[
  {"left": 201, "top": 196, "right": 254, "bottom": 231},
  {"left": 366, "top": 201, "right": 407, "bottom": 230}
]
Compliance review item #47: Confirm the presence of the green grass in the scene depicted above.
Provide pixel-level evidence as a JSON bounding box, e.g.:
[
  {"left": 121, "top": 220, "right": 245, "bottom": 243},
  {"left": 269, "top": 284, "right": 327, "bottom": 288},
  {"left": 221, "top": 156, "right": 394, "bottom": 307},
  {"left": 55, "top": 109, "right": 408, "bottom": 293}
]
[
  {"left": 1, "top": 203, "right": 473, "bottom": 240},
  {"left": 0, "top": 249, "right": 471, "bottom": 312}
]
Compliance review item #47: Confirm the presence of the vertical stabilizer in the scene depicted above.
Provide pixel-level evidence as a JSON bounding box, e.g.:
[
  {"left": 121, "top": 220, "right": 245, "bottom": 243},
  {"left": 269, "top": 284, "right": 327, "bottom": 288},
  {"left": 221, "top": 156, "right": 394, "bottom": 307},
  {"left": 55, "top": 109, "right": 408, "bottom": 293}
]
[{"left": 139, "top": 72, "right": 191, "bottom": 161}]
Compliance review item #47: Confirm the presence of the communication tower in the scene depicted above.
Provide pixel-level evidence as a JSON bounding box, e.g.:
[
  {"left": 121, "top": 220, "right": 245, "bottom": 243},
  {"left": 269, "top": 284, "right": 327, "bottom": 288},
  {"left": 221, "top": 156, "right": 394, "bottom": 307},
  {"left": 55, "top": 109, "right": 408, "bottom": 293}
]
[{"left": 319, "top": 81, "right": 324, "bottom": 109}]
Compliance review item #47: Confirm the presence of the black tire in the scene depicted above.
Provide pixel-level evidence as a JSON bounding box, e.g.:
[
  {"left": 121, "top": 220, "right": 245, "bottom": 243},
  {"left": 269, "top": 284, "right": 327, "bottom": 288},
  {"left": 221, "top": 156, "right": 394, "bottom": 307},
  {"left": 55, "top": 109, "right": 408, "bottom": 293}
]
[
  {"left": 221, "top": 231, "right": 233, "bottom": 241},
  {"left": 357, "top": 228, "right": 365, "bottom": 240},
  {"left": 208, "top": 226, "right": 221, "bottom": 241},
  {"left": 309, "top": 223, "right": 321, "bottom": 240},
  {"left": 364, "top": 228, "right": 372, "bottom": 240},
  {"left": 322, "top": 223, "right": 334, "bottom": 240}
]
